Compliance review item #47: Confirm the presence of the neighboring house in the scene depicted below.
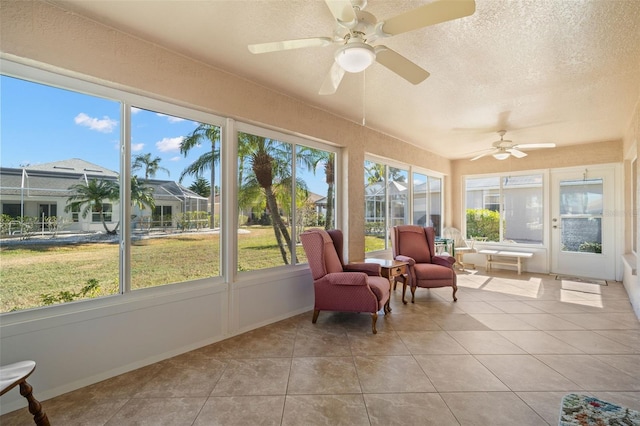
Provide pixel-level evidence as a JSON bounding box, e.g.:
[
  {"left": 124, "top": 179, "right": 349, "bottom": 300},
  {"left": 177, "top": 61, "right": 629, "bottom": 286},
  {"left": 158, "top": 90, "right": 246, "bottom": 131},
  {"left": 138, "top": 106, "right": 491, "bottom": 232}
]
[
  {"left": 0, "top": 159, "right": 208, "bottom": 234},
  {"left": 365, "top": 180, "right": 442, "bottom": 231}
]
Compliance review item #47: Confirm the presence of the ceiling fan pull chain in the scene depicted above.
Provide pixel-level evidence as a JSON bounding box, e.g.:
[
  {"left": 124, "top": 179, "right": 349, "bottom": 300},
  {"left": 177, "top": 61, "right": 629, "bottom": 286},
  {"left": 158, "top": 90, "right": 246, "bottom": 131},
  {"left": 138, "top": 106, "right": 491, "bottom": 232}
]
[{"left": 362, "top": 70, "right": 366, "bottom": 126}]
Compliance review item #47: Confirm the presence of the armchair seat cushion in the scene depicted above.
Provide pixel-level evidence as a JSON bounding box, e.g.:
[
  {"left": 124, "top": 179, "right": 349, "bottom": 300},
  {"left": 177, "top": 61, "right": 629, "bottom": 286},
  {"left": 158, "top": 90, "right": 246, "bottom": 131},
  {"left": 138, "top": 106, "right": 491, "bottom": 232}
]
[
  {"left": 414, "top": 263, "right": 454, "bottom": 281},
  {"left": 366, "top": 276, "right": 391, "bottom": 303}
]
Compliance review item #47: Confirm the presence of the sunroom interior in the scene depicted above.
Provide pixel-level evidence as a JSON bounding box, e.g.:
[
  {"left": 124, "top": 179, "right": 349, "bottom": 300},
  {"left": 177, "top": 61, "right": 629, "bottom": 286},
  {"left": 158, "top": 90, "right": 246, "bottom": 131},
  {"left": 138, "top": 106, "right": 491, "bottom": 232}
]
[{"left": 0, "top": 0, "right": 639, "bottom": 419}]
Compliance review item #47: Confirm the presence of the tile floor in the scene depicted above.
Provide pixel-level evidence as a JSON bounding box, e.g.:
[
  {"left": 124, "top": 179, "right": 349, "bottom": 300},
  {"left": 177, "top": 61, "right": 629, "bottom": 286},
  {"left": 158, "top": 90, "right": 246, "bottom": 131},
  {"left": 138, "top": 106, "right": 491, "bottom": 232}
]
[{"left": 2, "top": 270, "right": 639, "bottom": 425}]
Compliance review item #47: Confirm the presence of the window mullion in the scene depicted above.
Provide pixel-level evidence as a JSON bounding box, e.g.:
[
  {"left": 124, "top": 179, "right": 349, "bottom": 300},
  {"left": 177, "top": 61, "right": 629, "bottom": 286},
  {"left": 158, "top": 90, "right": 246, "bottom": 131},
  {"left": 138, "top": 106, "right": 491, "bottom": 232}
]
[{"left": 120, "top": 103, "right": 131, "bottom": 294}]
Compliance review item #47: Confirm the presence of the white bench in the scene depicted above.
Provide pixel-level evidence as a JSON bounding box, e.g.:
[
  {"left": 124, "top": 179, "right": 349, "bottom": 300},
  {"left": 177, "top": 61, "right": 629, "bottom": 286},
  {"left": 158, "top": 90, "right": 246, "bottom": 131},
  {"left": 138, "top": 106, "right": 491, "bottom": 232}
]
[{"left": 478, "top": 249, "right": 533, "bottom": 275}]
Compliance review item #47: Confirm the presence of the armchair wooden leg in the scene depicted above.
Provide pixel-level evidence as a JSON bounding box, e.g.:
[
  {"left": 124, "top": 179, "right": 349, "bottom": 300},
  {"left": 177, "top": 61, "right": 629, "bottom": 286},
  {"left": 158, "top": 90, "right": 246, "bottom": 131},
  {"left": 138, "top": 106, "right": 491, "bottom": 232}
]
[
  {"left": 452, "top": 285, "right": 458, "bottom": 302},
  {"left": 411, "top": 286, "right": 416, "bottom": 303},
  {"left": 312, "top": 309, "right": 320, "bottom": 323},
  {"left": 371, "top": 312, "right": 378, "bottom": 334},
  {"left": 402, "top": 281, "right": 408, "bottom": 304}
]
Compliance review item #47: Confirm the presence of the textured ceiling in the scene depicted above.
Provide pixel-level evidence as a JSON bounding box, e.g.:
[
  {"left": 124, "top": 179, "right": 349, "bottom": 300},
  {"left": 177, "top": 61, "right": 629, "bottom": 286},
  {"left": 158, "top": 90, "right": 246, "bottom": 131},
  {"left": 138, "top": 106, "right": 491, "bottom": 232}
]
[{"left": 50, "top": 0, "right": 640, "bottom": 159}]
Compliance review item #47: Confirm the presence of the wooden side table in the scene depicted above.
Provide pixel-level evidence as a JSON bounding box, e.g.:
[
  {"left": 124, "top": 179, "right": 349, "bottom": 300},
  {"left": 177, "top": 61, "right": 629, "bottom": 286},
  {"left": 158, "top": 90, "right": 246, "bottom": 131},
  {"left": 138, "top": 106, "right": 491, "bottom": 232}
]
[
  {"left": 0, "top": 360, "right": 50, "bottom": 426},
  {"left": 365, "top": 258, "right": 409, "bottom": 292}
]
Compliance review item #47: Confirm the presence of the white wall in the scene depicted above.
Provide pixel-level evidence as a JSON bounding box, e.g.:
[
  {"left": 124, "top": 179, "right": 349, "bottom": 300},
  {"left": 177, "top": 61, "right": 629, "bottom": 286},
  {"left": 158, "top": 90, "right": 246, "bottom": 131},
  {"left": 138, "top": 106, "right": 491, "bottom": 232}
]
[
  {"left": 0, "top": 270, "right": 314, "bottom": 414},
  {"left": 622, "top": 255, "right": 639, "bottom": 318}
]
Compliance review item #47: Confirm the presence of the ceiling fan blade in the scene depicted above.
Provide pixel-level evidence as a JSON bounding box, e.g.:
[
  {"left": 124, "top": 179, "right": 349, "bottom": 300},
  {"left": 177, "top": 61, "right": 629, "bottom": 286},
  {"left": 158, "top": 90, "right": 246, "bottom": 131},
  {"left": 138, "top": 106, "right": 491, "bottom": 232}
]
[
  {"left": 380, "top": 0, "right": 476, "bottom": 36},
  {"left": 324, "top": 0, "right": 357, "bottom": 25},
  {"left": 470, "top": 150, "right": 493, "bottom": 161},
  {"left": 248, "top": 37, "right": 333, "bottom": 54},
  {"left": 514, "top": 143, "right": 557, "bottom": 149},
  {"left": 507, "top": 148, "right": 528, "bottom": 158},
  {"left": 374, "top": 46, "right": 430, "bottom": 84},
  {"left": 319, "top": 62, "right": 345, "bottom": 95}
]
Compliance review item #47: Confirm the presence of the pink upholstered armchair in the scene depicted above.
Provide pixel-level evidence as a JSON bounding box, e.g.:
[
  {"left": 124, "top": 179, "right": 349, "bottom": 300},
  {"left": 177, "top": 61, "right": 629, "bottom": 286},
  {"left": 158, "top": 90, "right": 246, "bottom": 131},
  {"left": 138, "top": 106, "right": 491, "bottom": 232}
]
[
  {"left": 300, "top": 229, "right": 391, "bottom": 334},
  {"left": 391, "top": 225, "right": 457, "bottom": 304}
]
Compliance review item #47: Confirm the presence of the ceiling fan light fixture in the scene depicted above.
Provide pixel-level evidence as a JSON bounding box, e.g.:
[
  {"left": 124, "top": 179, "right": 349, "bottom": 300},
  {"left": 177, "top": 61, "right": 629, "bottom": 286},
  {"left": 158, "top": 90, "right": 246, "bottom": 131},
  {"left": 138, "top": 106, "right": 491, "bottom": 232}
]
[
  {"left": 493, "top": 152, "right": 510, "bottom": 160},
  {"left": 335, "top": 42, "right": 375, "bottom": 73}
]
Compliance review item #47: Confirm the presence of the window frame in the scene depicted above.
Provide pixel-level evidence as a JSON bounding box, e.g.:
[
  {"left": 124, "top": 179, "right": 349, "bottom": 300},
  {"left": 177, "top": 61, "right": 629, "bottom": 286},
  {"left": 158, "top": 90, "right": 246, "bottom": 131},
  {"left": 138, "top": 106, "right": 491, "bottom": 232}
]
[
  {"left": 463, "top": 170, "right": 549, "bottom": 247},
  {"left": 632, "top": 157, "right": 637, "bottom": 254},
  {"left": 364, "top": 154, "right": 445, "bottom": 255},
  {"left": 234, "top": 122, "right": 341, "bottom": 272}
]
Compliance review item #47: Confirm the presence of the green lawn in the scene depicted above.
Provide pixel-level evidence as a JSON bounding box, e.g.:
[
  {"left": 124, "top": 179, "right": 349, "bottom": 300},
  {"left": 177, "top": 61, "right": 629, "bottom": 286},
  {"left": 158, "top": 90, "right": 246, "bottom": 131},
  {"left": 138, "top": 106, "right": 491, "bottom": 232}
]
[
  {"left": 1, "top": 227, "right": 386, "bottom": 313},
  {"left": 0, "top": 226, "right": 310, "bottom": 312}
]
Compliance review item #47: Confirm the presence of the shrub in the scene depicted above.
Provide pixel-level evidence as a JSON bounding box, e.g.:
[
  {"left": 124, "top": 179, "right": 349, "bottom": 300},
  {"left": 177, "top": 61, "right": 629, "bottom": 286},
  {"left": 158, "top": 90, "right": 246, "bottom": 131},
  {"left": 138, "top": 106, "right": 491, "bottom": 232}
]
[
  {"left": 45, "top": 216, "right": 69, "bottom": 237},
  {"left": 18, "top": 216, "right": 39, "bottom": 240},
  {"left": 40, "top": 278, "right": 101, "bottom": 305},
  {"left": 365, "top": 221, "right": 384, "bottom": 236},
  {"left": 0, "top": 214, "right": 13, "bottom": 236},
  {"left": 578, "top": 241, "right": 602, "bottom": 253},
  {"left": 466, "top": 208, "right": 500, "bottom": 241}
]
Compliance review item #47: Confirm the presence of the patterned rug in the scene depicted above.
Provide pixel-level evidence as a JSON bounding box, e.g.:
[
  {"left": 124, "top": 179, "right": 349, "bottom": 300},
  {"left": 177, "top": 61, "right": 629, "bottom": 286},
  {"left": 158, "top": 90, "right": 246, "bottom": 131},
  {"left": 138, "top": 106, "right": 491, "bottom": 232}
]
[{"left": 559, "top": 393, "right": 640, "bottom": 425}]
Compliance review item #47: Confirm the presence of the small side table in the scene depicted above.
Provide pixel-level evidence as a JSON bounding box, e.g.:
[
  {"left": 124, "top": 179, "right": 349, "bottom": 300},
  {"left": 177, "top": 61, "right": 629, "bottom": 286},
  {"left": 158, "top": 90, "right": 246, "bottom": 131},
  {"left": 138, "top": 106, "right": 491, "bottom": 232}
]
[
  {"left": 365, "top": 258, "right": 409, "bottom": 293},
  {"left": 0, "top": 360, "right": 50, "bottom": 426}
]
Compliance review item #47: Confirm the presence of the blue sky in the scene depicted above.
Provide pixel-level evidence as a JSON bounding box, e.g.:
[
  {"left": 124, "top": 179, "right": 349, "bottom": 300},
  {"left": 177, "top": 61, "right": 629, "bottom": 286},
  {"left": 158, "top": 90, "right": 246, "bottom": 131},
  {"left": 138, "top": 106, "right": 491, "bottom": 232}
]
[
  {"left": 1, "top": 75, "right": 212, "bottom": 187},
  {"left": 1, "top": 75, "right": 327, "bottom": 194}
]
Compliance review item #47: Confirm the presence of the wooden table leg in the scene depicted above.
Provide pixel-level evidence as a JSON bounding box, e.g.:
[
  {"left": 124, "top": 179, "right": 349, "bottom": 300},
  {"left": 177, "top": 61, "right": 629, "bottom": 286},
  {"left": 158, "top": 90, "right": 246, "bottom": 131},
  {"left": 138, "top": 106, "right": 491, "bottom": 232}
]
[
  {"left": 395, "top": 274, "right": 409, "bottom": 304},
  {"left": 19, "top": 380, "right": 50, "bottom": 426}
]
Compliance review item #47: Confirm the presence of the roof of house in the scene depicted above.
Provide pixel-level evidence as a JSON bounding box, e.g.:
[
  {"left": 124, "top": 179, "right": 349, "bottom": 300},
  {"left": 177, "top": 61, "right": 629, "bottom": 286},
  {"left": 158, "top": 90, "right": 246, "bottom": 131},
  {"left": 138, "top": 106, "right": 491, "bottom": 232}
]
[
  {"left": 26, "top": 158, "right": 119, "bottom": 177},
  {"left": 0, "top": 159, "right": 207, "bottom": 201}
]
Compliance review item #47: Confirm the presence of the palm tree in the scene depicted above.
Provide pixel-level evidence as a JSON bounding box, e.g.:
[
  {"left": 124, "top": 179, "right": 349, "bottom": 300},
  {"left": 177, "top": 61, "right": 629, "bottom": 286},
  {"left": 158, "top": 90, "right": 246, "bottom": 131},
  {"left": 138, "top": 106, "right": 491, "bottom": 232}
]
[
  {"left": 130, "top": 176, "right": 156, "bottom": 212},
  {"left": 65, "top": 178, "right": 119, "bottom": 234},
  {"left": 238, "top": 133, "right": 291, "bottom": 265},
  {"left": 297, "top": 147, "right": 335, "bottom": 230},
  {"left": 179, "top": 123, "right": 220, "bottom": 227},
  {"left": 238, "top": 133, "right": 321, "bottom": 265},
  {"left": 365, "top": 161, "right": 385, "bottom": 185},
  {"left": 65, "top": 177, "right": 155, "bottom": 235},
  {"left": 132, "top": 153, "right": 170, "bottom": 180}
]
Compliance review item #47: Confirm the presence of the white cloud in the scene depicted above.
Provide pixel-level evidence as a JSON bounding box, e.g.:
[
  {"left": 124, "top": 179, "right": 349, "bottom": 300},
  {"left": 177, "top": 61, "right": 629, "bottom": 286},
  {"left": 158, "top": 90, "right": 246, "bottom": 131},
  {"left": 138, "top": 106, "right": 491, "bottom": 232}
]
[
  {"left": 156, "top": 113, "right": 185, "bottom": 123},
  {"left": 131, "top": 107, "right": 142, "bottom": 114},
  {"left": 131, "top": 143, "right": 144, "bottom": 152},
  {"left": 74, "top": 112, "right": 118, "bottom": 133},
  {"left": 156, "top": 136, "right": 184, "bottom": 152},
  {"left": 170, "top": 156, "right": 182, "bottom": 162}
]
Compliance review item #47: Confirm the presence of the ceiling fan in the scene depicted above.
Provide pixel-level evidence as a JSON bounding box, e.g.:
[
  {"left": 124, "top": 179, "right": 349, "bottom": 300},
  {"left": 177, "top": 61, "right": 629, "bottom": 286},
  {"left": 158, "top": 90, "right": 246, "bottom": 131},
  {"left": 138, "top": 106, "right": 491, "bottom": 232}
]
[
  {"left": 470, "top": 130, "right": 556, "bottom": 161},
  {"left": 248, "top": 0, "right": 476, "bottom": 95}
]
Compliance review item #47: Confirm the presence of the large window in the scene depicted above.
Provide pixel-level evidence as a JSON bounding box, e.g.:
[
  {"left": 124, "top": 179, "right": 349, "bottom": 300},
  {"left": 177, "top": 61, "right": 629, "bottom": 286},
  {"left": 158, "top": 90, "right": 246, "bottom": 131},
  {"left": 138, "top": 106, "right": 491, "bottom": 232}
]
[
  {"left": 237, "top": 128, "right": 337, "bottom": 271},
  {"left": 365, "top": 158, "right": 443, "bottom": 253},
  {"left": 130, "top": 108, "right": 221, "bottom": 290},
  {"left": 0, "top": 74, "right": 122, "bottom": 312},
  {"left": 0, "top": 67, "right": 225, "bottom": 312},
  {"left": 465, "top": 174, "right": 544, "bottom": 244},
  {"left": 412, "top": 172, "right": 442, "bottom": 229},
  {"left": 0, "top": 62, "right": 338, "bottom": 313},
  {"left": 92, "top": 203, "right": 113, "bottom": 222}
]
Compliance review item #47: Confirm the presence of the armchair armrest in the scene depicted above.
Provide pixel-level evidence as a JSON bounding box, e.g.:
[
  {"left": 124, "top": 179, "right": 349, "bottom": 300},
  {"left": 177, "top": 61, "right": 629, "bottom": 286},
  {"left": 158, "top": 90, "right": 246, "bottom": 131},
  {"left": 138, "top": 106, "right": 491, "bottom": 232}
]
[
  {"left": 324, "top": 272, "right": 368, "bottom": 286},
  {"left": 433, "top": 255, "right": 456, "bottom": 268},
  {"left": 395, "top": 255, "right": 415, "bottom": 266},
  {"left": 344, "top": 262, "right": 381, "bottom": 276}
]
